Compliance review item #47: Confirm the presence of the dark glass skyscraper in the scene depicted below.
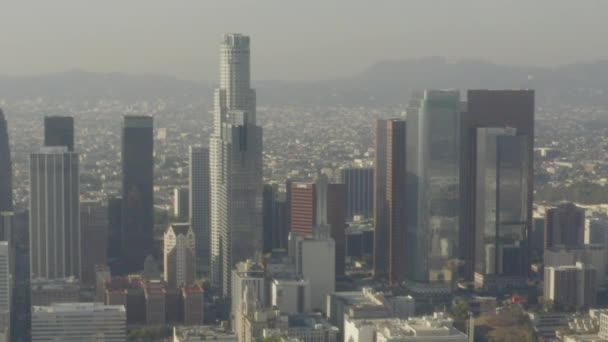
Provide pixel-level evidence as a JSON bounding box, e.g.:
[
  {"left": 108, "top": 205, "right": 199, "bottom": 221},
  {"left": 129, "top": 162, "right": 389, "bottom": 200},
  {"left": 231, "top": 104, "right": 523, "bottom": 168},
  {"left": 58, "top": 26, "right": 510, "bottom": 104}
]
[
  {"left": 44, "top": 116, "right": 74, "bottom": 151},
  {"left": 474, "top": 127, "right": 530, "bottom": 290},
  {"left": 374, "top": 119, "right": 407, "bottom": 283},
  {"left": 121, "top": 116, "right": 154, "bottom": 274},
  {"left": 340, "top": 167, "right": 374, "bottom": 221},
  {"left": 0, "top": 109, "right": 11, "bottom": 213}
]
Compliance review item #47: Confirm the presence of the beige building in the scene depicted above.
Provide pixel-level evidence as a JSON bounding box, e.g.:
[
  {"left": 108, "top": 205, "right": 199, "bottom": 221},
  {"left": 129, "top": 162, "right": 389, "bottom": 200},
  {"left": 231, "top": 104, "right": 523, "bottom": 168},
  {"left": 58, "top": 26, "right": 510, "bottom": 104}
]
[{"left": 164, "top": 223, "right": 196, "bottom": 289}]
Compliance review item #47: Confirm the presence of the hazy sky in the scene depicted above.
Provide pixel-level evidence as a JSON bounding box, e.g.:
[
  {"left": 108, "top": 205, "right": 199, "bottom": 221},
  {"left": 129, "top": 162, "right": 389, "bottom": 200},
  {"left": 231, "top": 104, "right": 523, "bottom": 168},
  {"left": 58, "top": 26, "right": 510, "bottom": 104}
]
[{"left": 1, "top": 0, "right": 607, "bottom": 81}]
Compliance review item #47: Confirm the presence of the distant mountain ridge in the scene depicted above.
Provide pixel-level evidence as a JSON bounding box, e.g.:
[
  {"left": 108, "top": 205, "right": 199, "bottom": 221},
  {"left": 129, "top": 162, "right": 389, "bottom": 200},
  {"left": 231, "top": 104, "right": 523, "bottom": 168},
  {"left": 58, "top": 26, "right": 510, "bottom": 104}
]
[{"left": 2, "top": 58, "right": 608, "bottom": 107}]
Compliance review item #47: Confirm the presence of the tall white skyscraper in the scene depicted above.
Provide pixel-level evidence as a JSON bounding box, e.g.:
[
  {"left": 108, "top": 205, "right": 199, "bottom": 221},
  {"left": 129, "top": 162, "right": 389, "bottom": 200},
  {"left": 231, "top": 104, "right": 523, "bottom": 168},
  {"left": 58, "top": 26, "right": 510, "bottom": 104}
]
[
  {"left": 189, "top": 146, "right": 210, "bottom": 273},
  {"left": 210, "top": 34, "right": 263, "bottom": 295},
  {"left": 29, "top": 147, "right": 80, "bottom": 280}
]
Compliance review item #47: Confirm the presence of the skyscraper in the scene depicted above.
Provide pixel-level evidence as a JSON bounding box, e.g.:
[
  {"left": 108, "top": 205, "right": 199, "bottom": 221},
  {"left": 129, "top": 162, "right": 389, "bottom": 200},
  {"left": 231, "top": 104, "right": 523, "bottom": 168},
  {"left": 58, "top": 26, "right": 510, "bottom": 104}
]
[
  {"left": 407, "top": 90, "right": 462, "bottom": 288},
  {"left": 290, "top": 182, "right": 316, "bottom": 238},
  {"left": 263, "top": 184, "right": 288, "bottom": 253},
  {"left": 164, "top": 223, "right": 196, "bottom": 289},
  {"left": 107, "top": 197, "right": 122, "bottom": 271},
  {"left": 44, "top": 116, "right": 74, "bottom": 152},
  {"left": 121, "top": 116, "right": 154, "bottom": 274},
  {"left": 209, "top": 34, "right": 263, "bottom": 295},
  {"left": 0, "top": 242, "right": 10, "bottom": 341},
  {"left": 462, "top": 90, "right": 535, "bottom": 280},
  {"left": 189, "top": 146, "right": 210, "bottom": 273},
  {"left": 29, "top": 147, "right": 80, "bottom": 279},
  {"left": 474, "top": 127, "right": 530, "bottom": 290},
  {"left": 545, "top": 203, "right": 586, "bottom": 249},
  {"left": 80, "top": 200, "right": 108, "bottom": 285},
  {"left": 173, "top": 187, "right": 190, "bottom": 220},
  {"left": 374, "top": 119, "right": 407, "bottom": 284},
  {"left": 0, "top": 109, "right": 11, "bottom": 213},
  {"left": 340, "top": 167, "right": 374, "bottom": 221}
]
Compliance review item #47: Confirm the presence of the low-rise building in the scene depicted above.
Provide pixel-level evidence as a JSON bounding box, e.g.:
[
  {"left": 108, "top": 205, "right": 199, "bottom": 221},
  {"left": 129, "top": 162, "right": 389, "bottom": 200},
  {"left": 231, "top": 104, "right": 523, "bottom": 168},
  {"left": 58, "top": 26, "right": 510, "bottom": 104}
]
[
  {"left": 31, "top": 277, "right": 80, "bottom": 306},
  {"left": 173, "top": 325, "right": 237, "bottom": 342}
]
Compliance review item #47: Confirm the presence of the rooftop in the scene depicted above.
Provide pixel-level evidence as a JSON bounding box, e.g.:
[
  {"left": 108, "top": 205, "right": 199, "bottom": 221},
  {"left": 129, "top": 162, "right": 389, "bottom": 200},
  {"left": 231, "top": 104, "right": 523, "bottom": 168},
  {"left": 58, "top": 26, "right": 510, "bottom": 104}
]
[{"left": 33, "top": 302, "right": 125, "bottom": 314}]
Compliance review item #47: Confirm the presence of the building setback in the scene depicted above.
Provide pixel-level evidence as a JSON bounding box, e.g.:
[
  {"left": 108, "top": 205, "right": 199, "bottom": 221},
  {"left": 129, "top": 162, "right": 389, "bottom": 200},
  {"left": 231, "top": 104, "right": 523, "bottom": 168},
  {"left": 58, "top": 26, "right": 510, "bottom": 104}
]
[
  {"left": 29, "top": 147, "right": 80, "bottom": 280},
  {"left": 121, "top": 115, "right": 154, "bottom": 274}
]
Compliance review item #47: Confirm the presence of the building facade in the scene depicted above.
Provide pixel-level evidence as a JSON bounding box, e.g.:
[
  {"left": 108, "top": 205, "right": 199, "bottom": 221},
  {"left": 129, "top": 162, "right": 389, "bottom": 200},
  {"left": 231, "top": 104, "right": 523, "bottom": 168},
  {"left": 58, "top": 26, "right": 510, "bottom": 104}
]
[
  {"left": 174, "top": 187, "right": 190, "bottom": 220},
  {"left": 30, "top": 147, "right": 80, "bottom": 279},
  {"left": 340, "top": 167, "right": 374, "bottom": 221},
  {"left": 545, "top": 203, "right": 586, "bottom": 249},
  {"left": 189, "top": 146, "right": 210, "bottom": 273},
  {"left": 545, "top": 263, "right": 597, "bottom": 310},
  {"left": 121, "top": 115, "right": 154, "bottom": 274},
  {"left": 43, "top": 116, "right": 74, "bottom": 151},
  {"left": 0, "top": 110, "right": 12, "bottom": 214},
  {"left": 164, "top": 223, "right": 196, "bottom": 289},
  {"left": 209, "top": 34, "right": 263, "bottom": 296},
  {"left": 80, "top": 200, "right": 108, "bottom": 285}
]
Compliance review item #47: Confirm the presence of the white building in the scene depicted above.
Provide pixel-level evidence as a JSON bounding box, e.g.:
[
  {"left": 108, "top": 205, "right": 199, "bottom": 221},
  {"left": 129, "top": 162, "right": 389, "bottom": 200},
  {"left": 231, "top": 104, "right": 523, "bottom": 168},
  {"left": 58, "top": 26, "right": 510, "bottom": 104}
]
[
  {"left": 0, "top": 242, "right": 10, "bottom": 342},
  {"left": 231, "top": 260, "right": 265, "bottom": 339},
  {"left": 210, "top": 33, "right": 263, "bottom": 296},
  {"left": 294, "top": 234, "right": 335, "bottom": 312},
  {"left": 173, "top": 325, "right": 237, "bottom": 342},
  {"left": 272, "top": 277, "right": 311, "bottom": 314},
  {"left": 263, "top": 314, "right": 339, "bottom": 342},
  {"left": 31, "top": 303, "right": 126, "bottom": 342},
  {"left": 189, "top": 146, "right": 210, "bottom": 273},
  {"left": 29, "top": 147, "right": 80, "bottom": 279},
  {"left": 375, "top": 313, "right": 467, "bottom": 342},
  {"left": 164, "top": 223, "right": 196, "bottom": 289}
]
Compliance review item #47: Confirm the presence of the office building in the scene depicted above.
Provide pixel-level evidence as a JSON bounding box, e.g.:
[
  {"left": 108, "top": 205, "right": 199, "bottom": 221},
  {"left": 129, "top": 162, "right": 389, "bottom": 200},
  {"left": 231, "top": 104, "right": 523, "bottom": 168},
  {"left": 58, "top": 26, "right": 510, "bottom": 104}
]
[
  {"left": 231, "top": 260, "right": 265, "bottom": 340},
  {"left": 31, "top": 303, "right": 126, "bottom": 342},
  {"left": 293, "top": 234, "right": 335, "bottom": 312},
  {"left": 262, "top": 314, "right": 340, "bottom": 342},
  {"left": 189, "top": 146, "right": 210, "bottom": 273},
  {"left": 209, "top": 34, "right": 263, "bottom": 296},
  {"left": 290, "top": 182, "right": 316, "bottom": 238},
  {"left": 374, "top": 119, "right": 407, "bottom": 283},
  {"left": 474, "top": 127, "right": 530, "bottom": 291},
  {"left": 545, "top": 263, "right": 597, "bottom": 310},
  {"left": 544, "top": 244, "right": 607, "bottom": 287},
  {"left": 271, "top": 277, "right": 311, "bottom": 315},
  {"left": 121, "top": 115, "right": 154, "bottom": 274},
  {"left": 545, "top": 203, "right": 586, "bottom": 248},
  {"left": 0, "top": 110, "right": 11, "bottom": 213},
  {"left": 107, "top": 196, "right": 122, "bottom": 270},
  {"left": 173, "top": 325, "right": 237, "bottom": 342},
  {"left": 406, "top": 90, "right": 462, "bottom": 288},
  {"left": 462, "top": 89, "right": 535, "bottom": 280},
  {"left": 30, "top": 147, "right": 80, "bottom": 279},
  {"left": 44, "top": 116, "right": 74, "bottom": 151},
  {"left": 174, "top": 187, "right": 190, "bottom": 220},
  {"left": 164, "top": 223, "right": 196, "bottom": 289},
  {"left": 263, "top": 184, "right": 289, "bottom": 252},
  {"left": 0, "top": 243, "right": 10, "bottom": 341},
  {"left": 340, "top": 167, "right": 374, "bottom": 221},
  {"left": 30, "top": 277, "right": 80, "bottom": 306},
  {"left": 80, "top": 200, "right": 108, "bottom": 285},
  {"left": 182, "top": 284, "right": 204, "bottom": 326},
  {"left": 370, "top": 313, "right": 467, "bottom": 342}
]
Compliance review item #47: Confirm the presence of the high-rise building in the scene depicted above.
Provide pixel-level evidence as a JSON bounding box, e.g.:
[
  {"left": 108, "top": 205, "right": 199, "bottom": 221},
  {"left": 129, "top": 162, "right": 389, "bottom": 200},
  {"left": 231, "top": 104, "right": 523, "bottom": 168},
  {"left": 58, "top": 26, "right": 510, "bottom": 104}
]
[
  {"left": 44, "top": 116, "right": 74, "bottom": 152},
  {"left": 462, "top": 89, "right": 535, "bottom": 280},
  {"left": 0, "top": 110, "right": 11, "bottom": 213},
  {"left": 209, "top": 34, "right": 263, "bottom": 295},
  {"left": 0, "top": 242, "right": 10, "bottom": 341},
  {"left": 545, "top": 262, "right": 597, "bottom": 310},
  {"left": 374, "top": 119, "right": 407, "bottom": 284},
  {"left": 31, "top": 303, "right": 126, "bottom": 342},
  {"left": 173, "top": 187, "right": 190, "bottom": 220},
  {"left": 294, "top": 234, "right": 335, "bottom": 312},
  {"left": 107, "top": 197, "right": 122, "bottom": 271},
  {"left": 80, "top": 200, "right": 108, "bottom": 285},
  {"left": 545, "top": 203, "right": 586, "bottom": 248},
  {"left": 231, "top": 260, "right": 265, "bottom": 341},
  {"left": 474, "top": 127, "right": 530, "bottom": 291},
  {"left": 263, "top": 184, "right": 288, "bottom": 253},
  {"left": 340, "top": 168, "right": 374, "bottom": 221},
  {"left": 164, "top": 223, "right": 196, "bottom": 289},
  {"left": 406, "top": 90, "right": 462, "bottom": 287},
  {"left": 29, "top": 147, "right": 80, "bottom": 280},
  {"left": 121, "top": 115, "right": 154, "bottom": 274},
  {"left": 189, "top": 146, "right": 210, "bottom": 274},
  {"left": 289, "top": 177, "right": 346, "bottom": 276}
]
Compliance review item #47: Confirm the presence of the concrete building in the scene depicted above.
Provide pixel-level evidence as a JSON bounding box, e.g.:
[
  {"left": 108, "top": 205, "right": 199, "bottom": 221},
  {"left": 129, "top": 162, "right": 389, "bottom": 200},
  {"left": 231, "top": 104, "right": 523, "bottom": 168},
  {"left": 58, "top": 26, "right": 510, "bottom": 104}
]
[
  {"left": 209, "top": 34, "right": 263, "bottom": 296},
  {"left": 30, "top": 147, "right": 80, "bottom": 280},
  {"left": 231, "top": 260, "right": 265, "bottom": 339},
  {"left": 242, "top": 307, "right": 288, "bottom": 342},
  {"left": 189, "top": 146, "right": 210, "bottom": 273},
  {"left": 294, "top": 234, "right": 335, "bottom": 312},
  {"left": 544, "top": 244, "right": 607, "bottom": 286},
  {"left": 182, "top": 284, "right": 204, "bottom": 326},
  {"left": 263, "top": 314, "right": 339, "bottom": 342},
  {"left": 0, "top": 243, "right": 10, "bottom": 341},
  {"left": 173, "top": 325, "right": 237, "bottom": 342},
  {"left": 174, "top": 187, "right": 190, "bottom": 220},
  {"left": 340, "top": 167, "right": 374, "bottom": 221},
  {"left": 80, "top": 200, "right": 108, "bottom": 285},
  {"left": 545, "top": 262, "right": 597, "bottom": 310},
  {"left": 374, "top": 313, "right": 467, "bottom": 342},
  {"left": 263, "top": 184, "right": 289, "bottom": 252},
  {"left": 31, "top": 277, "right": 80, "bottom": 306},
  {"left": 374, "top": 118, "right": 407, "bottom": 284},
  {"left": 271, "top": 277, "right": 311, "bottom": 314},
  {"left": 121, "top": 115, "right": 154, "bottom": 274},
  {"left": 546, "top": 203, "right": 586, "bottom": 248},
  {"left": 31, "top": 303, "right": 126, "bottom": 342},
  {"left": 164, "top": 223, "right": 196, "bottom": 289}
]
